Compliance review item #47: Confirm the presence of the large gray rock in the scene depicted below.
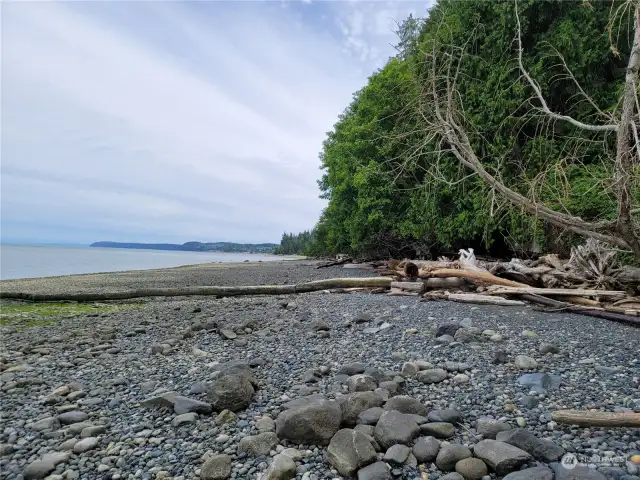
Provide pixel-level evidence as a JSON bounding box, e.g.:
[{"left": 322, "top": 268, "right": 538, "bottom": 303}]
[
  {"left": 238, "top": 432, "right": 279, "bottom": 456},
  {"left": 30, "top": 417, "right": 60, "bottom": 431},
  {"left": 428, "top": 409, "right": 463, "bottom": 425},
  {"left": 23, "top": 452, "right": 70, "bottom": 480},
  {"left": 207, "top": 373, "right": 255, "bottom": 412},
  {"left": 473, "top": 440, "right": 532, "bottom": 476},
  {"left": 412, "top": 436, "right": 441, "bottom": 463},
  {"left": 383, "top": 444, "right": 411, "bottom": 465},
  {"left": 326, "top": 429, "right": 377, "bottom": 476},
  {"left": 341, "top": 392, "right": 384, "bottom": 426},
  {"left": 503, "top": 467, "right": 554, "bottom": 480},
  {"left": 338, "top": 363, "right": 366, "bottom": 376},
  {"left": 435, "top": 443, "right": 472, "bottom": 471},
  {"left": 357, "top": 407, "right": 385, "bottom": 426},
  {"left": 454, "top": 328, "right": 482, "bottom": 343},
  {"left": 515, "top": 355, "right": 538, "bottom": 370},
  {"left": 73, "top": 437, "right": 99, "bottom": 454},
  {"left": 476, "top": 418, "right": 512, "bottom": 439},
  {"left": 213, "top": 361, "right": 259, "bottom": 388},
  {"left": 173, "top": 396, "right": 213, "bottom": 415},
  {"left": 496, "top": 428, "right": 565, "bottom": 462},
  {"left": 201, "top": 454, "right": 232, "bottom": 480},
  {"left": 383, "top": 396, "right": 429, "bottom": 417},
  {"left": 357, "top": 461, "right": 392, "bottom": 480},
  {"left": 347, "top": 374, "right": 377, "bottom": 393},
  {"left": 551, "top": 463, "right": 607, "bottom": 480},
  {"left": 275, "top": 396, "right": 342, "bottom": 445},
  {"left": 267, "top": 453, "right": 296, "bottom": 480},
  {"left": 416, "top": 369, "right": 448, "bottom": 384},
  {"left": 374, "top": 410, "right": 420, "bottom": 449}
]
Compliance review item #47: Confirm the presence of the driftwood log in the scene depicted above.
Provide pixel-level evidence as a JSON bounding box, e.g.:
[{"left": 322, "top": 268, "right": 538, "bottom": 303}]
[
  {"left": 0, "top": 277, "right": 393, "bottom": 302},
  {"left": 487, "top": 286, "right": 626, "bottom": 299},
  {"left": 552, "top": 410, "right": 640, "bottom": 428},
  {"left": 445, "top": 293, "right": 526, "bottom": 306}
]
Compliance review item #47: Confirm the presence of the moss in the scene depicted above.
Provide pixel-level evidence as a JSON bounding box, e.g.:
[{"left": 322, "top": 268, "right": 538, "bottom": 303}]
[{"left": 0, "top": 301, "right": 144, "bottom": 328}]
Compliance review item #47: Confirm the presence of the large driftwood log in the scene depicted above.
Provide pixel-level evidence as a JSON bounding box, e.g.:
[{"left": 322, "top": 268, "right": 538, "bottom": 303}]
[
  {"left": 424, "top": 268, "right": 527, "bottom": 287},
  {"left": 0, "top": 277, "right": 393, "bottom": 302},
  {"left": 487, "top": 286, "right": 626, "bottom": 299},
  {"left": 445, "top": 293, "right": 526, "bottom": 306},
  {"left": 390, "top": 282, "right": 425, "bottom": 293},
  {"left": 552, "top": 410, "right": 640, "bottom": 427}
]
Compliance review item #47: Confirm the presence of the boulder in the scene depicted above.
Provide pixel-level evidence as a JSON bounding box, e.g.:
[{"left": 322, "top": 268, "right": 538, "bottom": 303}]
[
  {"left": 238, "top": 432, "right": 279, "bottom": 456},
  {"left": 428, "top": 409, "right": 463, "bottom": 425},
  {"left": 266, "top": 453, "right": 296, "bottom": 480},
  {"left": 412, "top": 436, "right": 441, "bottom": 463},
  {"left": 496, "top": 429, "right": 565, "bottom": 462},
  {"left": 275, "top": 396, "right": 342, "bottom": 445},
  {"left": 476, "top": 418, "right": 512, "bottom": 439},
  {"left": 383, "top": 396, "right": 429, "bottom": 417},
  {"left": 455, "top": 458, "right": 488, "bottom": 480},
  {"left": 201, "top": 454, "right": 232, "bottom": 480},
  {"left": 383, "top": 444, "right": 411, "bottom": 465},
  {"left": 473, "top": 439, "right": 532, "bottom": 476},
  {"left": 347, "top": 374, "right": 378, "bottom": 393},
  {"left": 357, "top": 407, "right": 385, "bottom": 426},
  {"left": 207, "top": 373, "right": 255, "bottom": 412},
  {"left": 503, "top": 467, "right": 554, "bottom": 480},
  {"left": 357, "top": 461, "right": 392, "bottom": 480},
  {"left": 435, "top": 443, "right": 472, "bottom": 471},
  {"left": 374, "top": 410, "right": 420, "bottom": 449},
  {"left": 326, "top": 429, "right": 377, "bottom": 476},
  {"left": 338, "top": 363, "right": 366, "bottom": 376}
]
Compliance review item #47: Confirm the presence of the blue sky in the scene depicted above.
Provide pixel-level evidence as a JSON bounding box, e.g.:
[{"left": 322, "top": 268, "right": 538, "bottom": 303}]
[{"left": 1, "top": 0, "right": 430, "bottom": 245}]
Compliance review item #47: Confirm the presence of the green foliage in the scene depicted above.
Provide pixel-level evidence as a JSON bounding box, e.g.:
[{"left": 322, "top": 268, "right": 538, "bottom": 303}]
[
  {"left": 273, "top": 231, "right": 315, "bottom": 255},
  {"left": 307, "top": 0, "right": 635, "bottom": 259}
]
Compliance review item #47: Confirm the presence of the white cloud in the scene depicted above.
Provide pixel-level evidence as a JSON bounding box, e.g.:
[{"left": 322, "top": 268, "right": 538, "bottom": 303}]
[{"left": 1, "top": 0, "right": 427, "bottom": 244}]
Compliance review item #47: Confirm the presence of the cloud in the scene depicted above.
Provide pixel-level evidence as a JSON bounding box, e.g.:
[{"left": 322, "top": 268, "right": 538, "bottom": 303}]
[{"left": 1, "top": 0, "right": 428, "bottom": 244}]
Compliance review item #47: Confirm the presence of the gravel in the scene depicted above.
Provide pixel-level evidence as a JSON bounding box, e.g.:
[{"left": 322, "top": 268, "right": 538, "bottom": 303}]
[{"left": 1, "top": 261, "right": 639, "bottom": 480}]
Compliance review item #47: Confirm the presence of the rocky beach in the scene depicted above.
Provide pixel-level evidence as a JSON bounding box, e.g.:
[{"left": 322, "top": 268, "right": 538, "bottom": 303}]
[{"left": 1, "top": 261, "right": 639, "bottom": 480}]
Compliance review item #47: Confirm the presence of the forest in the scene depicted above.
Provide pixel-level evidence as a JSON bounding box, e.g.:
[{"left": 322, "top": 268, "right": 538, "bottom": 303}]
[{"left": 278, "top": 0, "right": 640, "bottom": 261}]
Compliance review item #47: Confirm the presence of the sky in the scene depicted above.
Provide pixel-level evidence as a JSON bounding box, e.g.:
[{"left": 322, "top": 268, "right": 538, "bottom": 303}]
[{"left": 1, "top": 0, "right": 431, "bottom": 245}]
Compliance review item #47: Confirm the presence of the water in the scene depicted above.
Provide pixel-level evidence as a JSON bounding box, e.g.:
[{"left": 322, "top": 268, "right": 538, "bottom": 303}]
[{"left": 0, "top": 244, "right": 291, "bottom": 280}]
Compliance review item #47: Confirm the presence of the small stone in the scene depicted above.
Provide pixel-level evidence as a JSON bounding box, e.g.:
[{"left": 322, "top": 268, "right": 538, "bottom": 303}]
[
  {"left": 521, "top": 330, "right": 538, "bottom": 338},
  {"left": 374, "top": 410, "right": 420, "bottom": 449},
  {"left": 220, "top": 329, "right": 237, "bottom": 340},
  {"left": 215, "top": 410, "right": 238, "bottom": 425},
  {"left": 347, "top": 374, "right": 377, "bottom": 393},
  {"left": 171, "top": 412, "right": 198, "bottom": 427},
  {"left": 421, "top": 422, "right": 455, "bottom": 439},
  {"left": 514, "top": 355, "right": 538, "bottom": 370},
  {"left": 257, "top": 416, "right": 276, "bottom": 432},
  {"left": 416, "top": 368, "right": 448, "bottom": 384},
  {"left": 436, "top": 323, "right": 461, "bottom": 338},
  {"left": 73, "top": 437, "right": 99, "bottom": 454},
  {"left": 493, "top": 350, "right": 509, "bottom": 364},
  {"left": 516, "top": 417, "right": 526, "bottom": 427},
  {"left": 201, "top": 454, "right": 232, "bottom": 480},
  {"left": 476, "top": 418, "right": 511, "bottom": 439},
  {"left": 455, "top": 458, "right": 489, "bottom": 480},
  {"left": 436, "top": 335, "right": 455, "bottom": 345},
  {"left": 539, "top": 343, "right": 559, "bottom": 354},
  {"left": 454, "top": 374, "right": 469, "bottom": 384}
]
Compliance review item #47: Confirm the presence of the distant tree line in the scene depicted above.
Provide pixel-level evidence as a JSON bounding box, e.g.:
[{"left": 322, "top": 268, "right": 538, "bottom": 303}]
[{"left": 273, "top": 231, "right": 318, "bottom": 255}]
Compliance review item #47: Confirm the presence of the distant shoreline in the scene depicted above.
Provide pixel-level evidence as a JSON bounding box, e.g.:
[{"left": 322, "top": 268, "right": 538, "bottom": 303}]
[{"left": 90, "top": 240, "right": 277, "bottom": 254}]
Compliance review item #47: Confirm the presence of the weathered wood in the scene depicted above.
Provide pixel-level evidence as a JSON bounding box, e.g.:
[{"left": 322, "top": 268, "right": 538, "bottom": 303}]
[
  {"left": 0, "top": 277, "right": 394, "bottom": 302},
  {"left": 445, "top": 293, "right": 526, "bottom": 306},
  {"left": 424, "top": 268, "right": 527, "bottom": 287},
  {"left": 487, "top": 286, "right": 626, "bottom": 298},
  {"left": 552, "top": 410, "right": 640, "bottom": 427},
  {"left": 390, "top": 281, "right": 425, "bottom": 293},
  {"left": 315, "top": 258, "right": 352, "bottom": 269},
  {"left": 424, "top": 277, "right": 465, "bottom": 288}
]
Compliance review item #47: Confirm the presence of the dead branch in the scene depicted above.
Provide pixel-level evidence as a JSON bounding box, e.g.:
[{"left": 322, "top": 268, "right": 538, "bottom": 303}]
[{"left": 487, "top": 286, "right": 625, "bottom": 299}]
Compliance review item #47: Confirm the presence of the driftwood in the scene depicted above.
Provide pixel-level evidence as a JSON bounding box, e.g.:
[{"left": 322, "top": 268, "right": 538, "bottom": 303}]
[
  {"left": 315, "top": 257, "right": 352, "bottom": 269},
  {"left": 425, "top": 268, "right": 527, "bottom": 287},
  {"left": 444, "top": 293, "right": 525, "bottom": 306},
  {"left": 487, "top": 286, "right": 625, "bottom": 299},
  {"left": 391, "top": 282, "right": 425, "bottom": 293},
  {"left": 0, "top": 277, "right": 393, "bottom": 302},
  {"left": 552, "top": 410, "right": 640, "bottom": 428}
]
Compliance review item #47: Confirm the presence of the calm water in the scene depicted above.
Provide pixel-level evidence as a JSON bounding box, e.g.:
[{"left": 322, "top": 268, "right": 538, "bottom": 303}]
[{"left": 0, "top": 244, "right": 290, "bottom": 280}]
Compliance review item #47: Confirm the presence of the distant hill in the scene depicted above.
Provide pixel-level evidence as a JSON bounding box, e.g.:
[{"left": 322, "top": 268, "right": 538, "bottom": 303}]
[{"left": 90, "top": 241, "right": 277, "bottom": 254}]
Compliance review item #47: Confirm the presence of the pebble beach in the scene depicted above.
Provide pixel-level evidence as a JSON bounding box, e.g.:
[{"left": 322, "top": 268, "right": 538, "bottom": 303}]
[{"left": 1, "top": 261, "right": 639, "bottom": 480}]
